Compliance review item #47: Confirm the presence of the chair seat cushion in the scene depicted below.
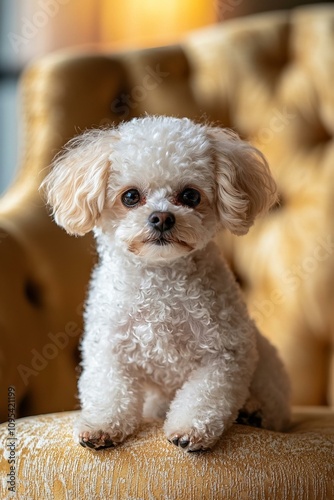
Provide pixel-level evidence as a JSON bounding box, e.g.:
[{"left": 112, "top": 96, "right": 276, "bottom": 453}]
[{"left": 1, "top": 408, "right": 334, "bottom": 499}]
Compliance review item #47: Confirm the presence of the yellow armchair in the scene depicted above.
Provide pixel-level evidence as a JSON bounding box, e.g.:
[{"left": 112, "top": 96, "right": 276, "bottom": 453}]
[{"left": 1, "top": 5, "right": 334, "bottom": 499}]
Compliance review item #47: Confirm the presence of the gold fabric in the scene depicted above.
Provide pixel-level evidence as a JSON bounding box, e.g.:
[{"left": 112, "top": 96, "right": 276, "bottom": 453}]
[
  {"left": 0, "top": 409, "right": 333, "bottom": 499},
  {"left": 1, "top": 5, "right": 334, "bottom": 498}
]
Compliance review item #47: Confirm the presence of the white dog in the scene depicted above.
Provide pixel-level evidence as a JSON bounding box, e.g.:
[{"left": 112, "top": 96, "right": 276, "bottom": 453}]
[{"left": 42, "top": 116, "right": 290, "bottom": 452}]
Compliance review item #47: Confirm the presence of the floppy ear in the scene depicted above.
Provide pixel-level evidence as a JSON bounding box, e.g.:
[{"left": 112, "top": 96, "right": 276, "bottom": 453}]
[
  {"left": 41, "top": 129, "right": 116, "bottom": 236},
  {"left": 208, "top": 127, "right": 277, "bottom": 235}
]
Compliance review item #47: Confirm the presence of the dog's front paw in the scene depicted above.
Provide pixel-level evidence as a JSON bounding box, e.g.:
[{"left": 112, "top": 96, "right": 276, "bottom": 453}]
[
  {"left": 76, "top": 420, "right": 128, "bottom": 451},
  {"left": 79, "top": 429, "right": 116, "bottom": 450},
  {"left": 166, "top": 428, "right": 217, "bottom": 453}
]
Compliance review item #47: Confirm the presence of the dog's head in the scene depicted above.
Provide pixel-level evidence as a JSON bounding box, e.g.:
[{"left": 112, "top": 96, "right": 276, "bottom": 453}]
[{"left": 42, "top": 116, "right": 277, "bottom": 262}]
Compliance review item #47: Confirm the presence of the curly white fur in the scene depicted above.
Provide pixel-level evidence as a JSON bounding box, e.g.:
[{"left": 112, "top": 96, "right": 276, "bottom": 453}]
[{"left": 42, "top": 116, "right": 290, "bottom": 452}]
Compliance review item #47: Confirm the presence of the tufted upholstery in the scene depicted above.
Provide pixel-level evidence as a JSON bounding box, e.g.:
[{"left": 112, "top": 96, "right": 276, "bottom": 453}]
[{"left": 0, "top": 5, "right": 334, "bottom": 499}]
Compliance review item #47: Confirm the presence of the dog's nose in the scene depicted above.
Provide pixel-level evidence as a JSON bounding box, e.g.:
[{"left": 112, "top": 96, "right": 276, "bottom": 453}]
[{"left": 148, "top": 211, "right": 176, "bottom": 233}]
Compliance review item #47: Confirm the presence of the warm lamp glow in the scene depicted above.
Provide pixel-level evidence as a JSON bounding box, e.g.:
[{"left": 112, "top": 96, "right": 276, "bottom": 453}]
[{"left": 100, "top": 0, "right": 217, "bottom": 47}]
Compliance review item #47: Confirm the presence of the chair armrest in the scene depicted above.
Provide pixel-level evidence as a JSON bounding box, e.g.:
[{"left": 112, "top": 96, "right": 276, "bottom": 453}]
[{"left": 1, "top": 409, "right": 333, "bottom": 498}]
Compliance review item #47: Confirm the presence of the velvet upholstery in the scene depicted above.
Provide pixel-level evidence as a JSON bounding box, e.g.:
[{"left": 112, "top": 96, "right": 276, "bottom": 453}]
[{"left": 1, "top": 409, "right": 334, "bottom": 499}]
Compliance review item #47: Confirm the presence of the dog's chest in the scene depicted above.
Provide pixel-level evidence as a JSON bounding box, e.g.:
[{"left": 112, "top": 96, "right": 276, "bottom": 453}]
[{"left": 109, "top": 264, "right": 219, "bottom": 371}]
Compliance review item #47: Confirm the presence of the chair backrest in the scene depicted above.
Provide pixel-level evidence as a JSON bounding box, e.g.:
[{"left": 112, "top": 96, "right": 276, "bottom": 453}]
[{"left": 0, "top": 5, "right": 333, "bottom": 419}]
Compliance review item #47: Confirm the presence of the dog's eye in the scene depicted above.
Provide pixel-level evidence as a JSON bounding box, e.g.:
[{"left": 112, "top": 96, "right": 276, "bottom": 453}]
[
  {"left": 178, "top": 188, "right": 201, "bottom": 208},
  {"left": 121, "top": 189, "right": 141, "bottom": 207}
]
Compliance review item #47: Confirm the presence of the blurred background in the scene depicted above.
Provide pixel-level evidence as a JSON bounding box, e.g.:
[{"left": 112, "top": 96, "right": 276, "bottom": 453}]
[{"left": 0, "top": 0, "right": 331, "bottom": 195}]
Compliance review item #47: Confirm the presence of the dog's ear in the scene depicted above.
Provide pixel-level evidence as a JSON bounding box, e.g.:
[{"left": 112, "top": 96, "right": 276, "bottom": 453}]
[
  {"left": 41, "top": 129, "right": 117, "bottom": 236},
  {"left": 208, "top": 127, "right": 277, "bottom": 235}
]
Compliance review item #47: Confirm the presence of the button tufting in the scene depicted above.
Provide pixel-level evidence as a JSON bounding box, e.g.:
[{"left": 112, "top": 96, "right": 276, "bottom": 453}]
[{"left": 24, "top": 279, "right": 43, "bottom": 308}]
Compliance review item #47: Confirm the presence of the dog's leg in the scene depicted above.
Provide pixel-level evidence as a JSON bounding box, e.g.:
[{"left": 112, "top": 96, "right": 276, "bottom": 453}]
[
  {"left": 244, "top": 332, "right": 291, "bottom": 431},
  {"left": 75, "top": 363, "right": 144, "bottom": 450},
  {"left": 164, "top": 358, "right": 254, "bottom": 452}
]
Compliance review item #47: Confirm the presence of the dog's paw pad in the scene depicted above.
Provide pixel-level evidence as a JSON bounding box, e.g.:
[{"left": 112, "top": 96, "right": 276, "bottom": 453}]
[
  {"left": 79, "top": 431, "right": 115, "bottom": 451},
  {"left": 167, "top": 430, "right": 210, "bottom": 452},
  {"left": 236, "top": 410, "right": 263, "bottom": 428}
]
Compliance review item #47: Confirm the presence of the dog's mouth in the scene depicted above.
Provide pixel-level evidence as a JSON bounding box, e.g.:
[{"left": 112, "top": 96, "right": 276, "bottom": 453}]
[
  {"left": 144, "top": 236, "right": 174, "bottom": 246},
  {"left": 144, "top": 236, "right": 194, "bottom": 251},
  {"left": 152, "top": 236, "right": 172, "bottom": 246},
  {"left": 128, "top": 235, "right": 195, "bottom": 257}
]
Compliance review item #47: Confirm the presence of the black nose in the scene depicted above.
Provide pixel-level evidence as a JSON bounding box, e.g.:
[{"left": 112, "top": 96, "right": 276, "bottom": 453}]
[{"left": 148, "top": 211, "right": 176, "bottom": 233}]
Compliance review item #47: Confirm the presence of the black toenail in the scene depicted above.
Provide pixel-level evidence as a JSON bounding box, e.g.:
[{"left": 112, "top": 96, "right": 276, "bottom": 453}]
[
  {"left": 179, "top": 439, "right": 190, "bottom": 448},
  {"left": 84, "top": 441, "right": 97, "bottom": 449},
  {"left": 172, "top": 438, "right": 179, "bottom": 446},
  {"left": 102, "top": 440, "right": 115, "bottom": 448},
  {"left": 79, "top": 440, "right": 87, "bottom": 448},
  {"left": 93, "top": 440, "right": 115, "bottom": 451}
]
